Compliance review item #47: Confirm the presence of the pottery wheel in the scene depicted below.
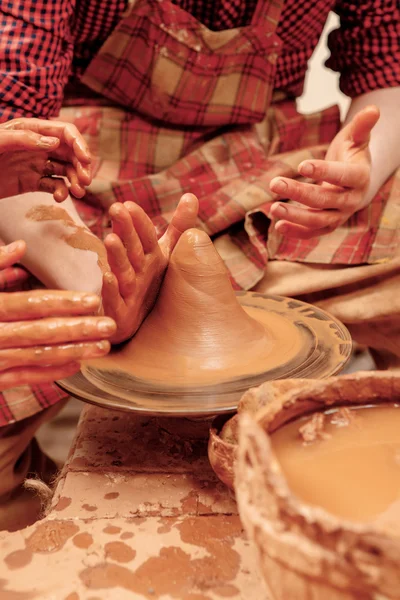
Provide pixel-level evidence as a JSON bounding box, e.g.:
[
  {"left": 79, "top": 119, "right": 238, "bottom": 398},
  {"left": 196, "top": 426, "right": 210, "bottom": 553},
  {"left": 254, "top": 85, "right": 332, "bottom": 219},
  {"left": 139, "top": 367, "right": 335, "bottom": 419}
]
[{"left": 57, "top": 293, "right": 352, "bottom": 416}]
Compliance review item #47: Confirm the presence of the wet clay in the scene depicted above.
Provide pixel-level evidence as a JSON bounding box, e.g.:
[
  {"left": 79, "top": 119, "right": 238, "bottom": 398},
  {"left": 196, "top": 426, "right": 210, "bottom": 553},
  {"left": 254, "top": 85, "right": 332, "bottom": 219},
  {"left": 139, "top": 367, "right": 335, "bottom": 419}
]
[
  {"left": 80, "top": 516, "right": 242, "bottom": 598},
  {"left": 26, "top": 205, "right": 109, "bottom": 274},
  {"left": 86, "top": 229, "right": 302, "bottom": 387},
  {"left": 104, "top": 541, "right": 136, "bottom": 563},
  {"left": 271, "top": 404, "right": 400, "bottom": 533},
  {"left": 26, "top": 521, "right": 80, "bottom": 553}
]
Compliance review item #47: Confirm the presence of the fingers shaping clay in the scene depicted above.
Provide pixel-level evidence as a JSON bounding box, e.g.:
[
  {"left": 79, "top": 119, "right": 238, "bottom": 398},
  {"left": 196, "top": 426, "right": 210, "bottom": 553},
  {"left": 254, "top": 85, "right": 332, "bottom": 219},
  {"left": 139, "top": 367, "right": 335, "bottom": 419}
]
[{"left": 87, "top": 228, "right": 302, "bottom": 389}]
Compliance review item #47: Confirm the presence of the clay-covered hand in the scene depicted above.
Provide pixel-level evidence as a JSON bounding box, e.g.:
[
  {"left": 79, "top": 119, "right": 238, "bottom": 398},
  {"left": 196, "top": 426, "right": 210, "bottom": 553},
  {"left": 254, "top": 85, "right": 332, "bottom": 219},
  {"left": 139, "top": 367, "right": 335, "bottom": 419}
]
[
  {"left": 0, "top": 118, "right": 92, "bottom": 202},
  {"left": 101, "top": 202, "right": 159, "bottom": 345},
  {"left": 0, "top": 241, "right": 116, "bottom": 390},
  {"left": 269, "top": 106, "right": 380, "bottom": 239}
]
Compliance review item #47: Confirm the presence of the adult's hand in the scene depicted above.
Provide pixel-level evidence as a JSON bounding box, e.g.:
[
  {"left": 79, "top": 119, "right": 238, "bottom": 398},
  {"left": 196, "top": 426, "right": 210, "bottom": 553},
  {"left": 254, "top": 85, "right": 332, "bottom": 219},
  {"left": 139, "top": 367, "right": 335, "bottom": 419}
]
[
  {"left": 0, "top": 118, "right": 92, "bottom": 202},
  {"left": 269, "top": 106, "right": 380, "bottom": 239},
  {"left": 0, "top": 241, "right": 116, "bottom": 391}
]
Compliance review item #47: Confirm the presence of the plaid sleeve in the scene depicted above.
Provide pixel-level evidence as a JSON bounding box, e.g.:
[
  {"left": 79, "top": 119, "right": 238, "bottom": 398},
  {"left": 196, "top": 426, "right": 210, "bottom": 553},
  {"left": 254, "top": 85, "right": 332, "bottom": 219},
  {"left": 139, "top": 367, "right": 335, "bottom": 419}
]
[
  {"left": 0, "top": 0, "right": 76, "bottom": 122},
  {"left": 326, "top": 0, "right": 400, "bottom": 97}
]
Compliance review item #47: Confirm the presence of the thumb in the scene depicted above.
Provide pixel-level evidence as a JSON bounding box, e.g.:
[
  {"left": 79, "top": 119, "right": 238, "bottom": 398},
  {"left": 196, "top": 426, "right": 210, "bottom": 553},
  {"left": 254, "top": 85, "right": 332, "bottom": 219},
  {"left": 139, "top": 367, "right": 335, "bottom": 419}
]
[
  {"left": 0, "top": 129, "right": 60, "bottom": 152},
  {"left": 347, "top": 105, "right": 380, "bottom": 147}
]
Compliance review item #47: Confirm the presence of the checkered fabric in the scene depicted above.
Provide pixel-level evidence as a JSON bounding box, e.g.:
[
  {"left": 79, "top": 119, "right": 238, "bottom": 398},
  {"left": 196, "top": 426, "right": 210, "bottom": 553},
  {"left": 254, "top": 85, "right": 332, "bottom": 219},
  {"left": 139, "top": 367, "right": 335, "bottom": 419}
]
[
  {"left": 82, "top": 0, "right": 283, "bottom": 127},
  {"left": 1, "top": 0, "right": 399, "bottom": 121},
  {"left": 0, "top": 0, "right": 399, "bottom": 425}
]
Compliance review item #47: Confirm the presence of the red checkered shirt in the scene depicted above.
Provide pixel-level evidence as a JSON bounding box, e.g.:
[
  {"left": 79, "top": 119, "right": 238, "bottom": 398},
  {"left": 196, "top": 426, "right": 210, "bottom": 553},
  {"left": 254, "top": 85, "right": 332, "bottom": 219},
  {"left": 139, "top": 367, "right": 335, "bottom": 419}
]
[
  {"left": 0, "top": 0, "right": 399, "bottom": 426},
  {"left": 0, "top": 0, "right": 399, "bottom": 121}
]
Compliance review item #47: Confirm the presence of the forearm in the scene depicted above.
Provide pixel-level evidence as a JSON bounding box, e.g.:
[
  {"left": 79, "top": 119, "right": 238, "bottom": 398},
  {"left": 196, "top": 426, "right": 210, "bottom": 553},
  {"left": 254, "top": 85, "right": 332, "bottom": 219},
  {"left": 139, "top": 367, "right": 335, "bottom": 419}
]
[
  {"left": 0, "top": 192, "right": 105, "bottom": 294},
  {"left": 344, "top": 86, "right": 400, "bottom": 206}
]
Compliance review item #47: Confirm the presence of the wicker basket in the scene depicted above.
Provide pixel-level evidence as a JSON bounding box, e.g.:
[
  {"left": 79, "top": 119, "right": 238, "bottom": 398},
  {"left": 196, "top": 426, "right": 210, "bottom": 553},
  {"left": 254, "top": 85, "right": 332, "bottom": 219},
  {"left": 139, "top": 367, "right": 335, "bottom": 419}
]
[
  {"left": 234, "top": 372, "right": 400, "bottom": 600},
  {"left": 208, "top": 377, "right": 336, "bottom": 490}
]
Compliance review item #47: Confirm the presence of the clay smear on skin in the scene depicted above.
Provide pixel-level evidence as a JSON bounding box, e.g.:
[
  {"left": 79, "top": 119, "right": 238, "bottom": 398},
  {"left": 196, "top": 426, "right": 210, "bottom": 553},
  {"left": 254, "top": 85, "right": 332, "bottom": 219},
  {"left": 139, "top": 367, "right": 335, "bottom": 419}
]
[
  {"left": 25, "top": 206, "right": 109, "bottom": 274},
  {"left": 272, "top": 404, "right": 400, "bottom": 533}
]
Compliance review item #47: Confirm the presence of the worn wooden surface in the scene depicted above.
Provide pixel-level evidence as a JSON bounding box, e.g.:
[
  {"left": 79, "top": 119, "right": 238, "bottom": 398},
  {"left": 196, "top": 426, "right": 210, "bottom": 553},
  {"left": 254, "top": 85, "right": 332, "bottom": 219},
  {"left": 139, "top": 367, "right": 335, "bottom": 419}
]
[{"left": 0, "top": 404, "right": 267, "bottom": 599}]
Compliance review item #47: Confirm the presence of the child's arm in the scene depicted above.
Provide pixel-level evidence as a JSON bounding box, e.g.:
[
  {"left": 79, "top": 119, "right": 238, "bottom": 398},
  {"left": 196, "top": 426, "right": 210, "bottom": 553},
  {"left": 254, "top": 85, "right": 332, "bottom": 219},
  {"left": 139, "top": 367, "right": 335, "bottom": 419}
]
[{"left": 0, "top": 191, "right": 106, "bottom": 294}]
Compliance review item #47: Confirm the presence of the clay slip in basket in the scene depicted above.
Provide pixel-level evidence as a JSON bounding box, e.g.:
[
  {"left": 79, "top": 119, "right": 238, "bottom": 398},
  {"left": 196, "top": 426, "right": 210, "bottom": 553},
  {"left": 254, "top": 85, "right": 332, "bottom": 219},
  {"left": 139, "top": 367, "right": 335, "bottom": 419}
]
[{"left": 234, "top": 372, "right": 400, "bottom": 600}]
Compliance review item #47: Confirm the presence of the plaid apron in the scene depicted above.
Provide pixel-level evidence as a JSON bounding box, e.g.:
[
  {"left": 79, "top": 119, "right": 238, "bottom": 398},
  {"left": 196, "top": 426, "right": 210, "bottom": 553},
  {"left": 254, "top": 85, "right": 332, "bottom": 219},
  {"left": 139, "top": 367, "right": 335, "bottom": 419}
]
[
  {"left": 1, "top": 0, "right": 399, "bottom": 425},
  {"left": 61, "top": 0, "right": 399, "bottom": 289}
]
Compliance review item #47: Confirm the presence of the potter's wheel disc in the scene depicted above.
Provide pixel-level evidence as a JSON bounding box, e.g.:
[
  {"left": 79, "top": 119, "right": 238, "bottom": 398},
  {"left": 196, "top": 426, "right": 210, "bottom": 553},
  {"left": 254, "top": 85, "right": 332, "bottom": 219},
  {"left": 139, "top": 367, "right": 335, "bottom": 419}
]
[{"left": 57, "top": 293, "right": 352, "bottom": 416}]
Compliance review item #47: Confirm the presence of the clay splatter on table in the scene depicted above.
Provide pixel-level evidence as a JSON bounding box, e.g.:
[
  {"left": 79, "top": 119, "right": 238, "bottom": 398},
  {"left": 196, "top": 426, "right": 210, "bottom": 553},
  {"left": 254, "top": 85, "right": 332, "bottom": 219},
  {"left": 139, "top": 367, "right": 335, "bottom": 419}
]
[{"left": 0, "top": 405, "right": 267, "bottom": 599}]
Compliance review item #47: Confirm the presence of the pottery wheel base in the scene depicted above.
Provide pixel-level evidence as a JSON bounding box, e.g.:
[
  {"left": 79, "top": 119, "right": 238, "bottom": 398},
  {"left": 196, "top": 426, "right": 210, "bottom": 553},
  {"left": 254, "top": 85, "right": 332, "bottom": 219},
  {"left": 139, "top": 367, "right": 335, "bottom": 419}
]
[{"left": 57, "top": 293, "right": 352, "bottom": 417}]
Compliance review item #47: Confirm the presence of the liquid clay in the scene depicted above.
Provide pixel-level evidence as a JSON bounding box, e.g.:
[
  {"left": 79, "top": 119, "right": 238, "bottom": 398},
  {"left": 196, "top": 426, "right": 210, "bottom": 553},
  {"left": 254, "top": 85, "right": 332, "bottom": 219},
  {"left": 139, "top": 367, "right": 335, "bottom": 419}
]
[{"left": 272, "top": 403, "right": 400, "bottom": 534}]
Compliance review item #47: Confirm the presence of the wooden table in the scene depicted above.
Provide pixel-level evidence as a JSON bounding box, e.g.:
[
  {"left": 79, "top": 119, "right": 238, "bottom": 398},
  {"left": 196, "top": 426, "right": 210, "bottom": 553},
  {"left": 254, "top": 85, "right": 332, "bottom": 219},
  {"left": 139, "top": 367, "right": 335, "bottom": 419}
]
[{"left": 0, "top": 404, "right": 268, "bottom": 599}]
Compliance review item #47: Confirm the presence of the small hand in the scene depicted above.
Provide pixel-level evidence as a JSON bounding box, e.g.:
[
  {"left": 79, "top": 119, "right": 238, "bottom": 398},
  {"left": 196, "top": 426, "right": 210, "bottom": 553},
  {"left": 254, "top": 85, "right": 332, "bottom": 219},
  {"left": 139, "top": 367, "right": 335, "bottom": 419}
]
[
  {"left": 269, "top": 106, "right": 380, "bottom": 239},
  {"left": 0, "top": 118, "right": 92, "bottom": 202},
  {"left": 101, "top": 202, "right": 162, "bottom": 344}
]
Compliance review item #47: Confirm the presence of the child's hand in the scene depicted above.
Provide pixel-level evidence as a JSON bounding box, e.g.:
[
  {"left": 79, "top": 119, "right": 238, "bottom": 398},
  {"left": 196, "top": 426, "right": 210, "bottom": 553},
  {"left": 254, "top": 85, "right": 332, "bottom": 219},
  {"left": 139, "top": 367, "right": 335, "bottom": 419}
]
[
  {"left": 101, "top": 202, "right": 165, "bottom": 345},
  {"left": 101, "top": 195, "right": 198, "bottom": 344},
  {"left": 269, "top": 106, "right": 380, "bottom": 239},
  {"left": 0, "top": 118, "right": 92, "bottom": 202}
]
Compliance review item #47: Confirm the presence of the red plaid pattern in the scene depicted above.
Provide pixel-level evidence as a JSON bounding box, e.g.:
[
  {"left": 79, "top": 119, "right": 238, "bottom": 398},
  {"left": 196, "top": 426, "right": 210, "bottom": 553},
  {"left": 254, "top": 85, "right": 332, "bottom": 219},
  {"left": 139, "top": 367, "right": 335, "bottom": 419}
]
[
  {"left": 82, "top": 0, "right": 283, "bottom": 127},
  {"left": 0, "top": 0, "right": 399, "bottom": 121},
  {"left": 0, "top": 0, "right": 399, "bottom": 426}
]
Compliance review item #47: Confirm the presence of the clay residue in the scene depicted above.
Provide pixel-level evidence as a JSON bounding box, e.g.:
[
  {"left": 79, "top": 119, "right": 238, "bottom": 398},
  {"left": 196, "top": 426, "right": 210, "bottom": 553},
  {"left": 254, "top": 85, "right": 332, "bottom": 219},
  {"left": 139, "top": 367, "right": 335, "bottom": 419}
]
[
  {"left": 64, "top": 228, "right": 109, "bottom": 274},
  {"left": 120, "top": 532, "right": 134, "bottom": 540},
  {"left": 26, "top": 520, "right": 79, "bottom": 553},
  {"left": 213, "top": 584, "right": 240, "bottom": 597},
  {"left": 157, "top": 518, "right": 178, "bottom": 534},
  {"left": 330, "top": 407, "right": 357, "bottom": 428},
  {"left": 298, "top": 413, "right": 331, "bottom": 444},
  {"left": 80, "top": 516, "right": 242, "bottom": 598},
  {"left": 26, "top": 204, "right": 109, "bottom": 274},
  {"left": 54, "top": 496, "right": 72, "bottom": 512},
  {"left": 104, "top": 541, "right": 136, "bottom": 563},
  {"left": 104, "top": 492, "right": 120, "bottom": 500},
  {"left": 299, "top": 408, "right": 357, "bottom": 444},
  {"left": 103, "top": 525, "right": 122, "bottom": 535},
  {"left": 26, "top": 205, "right": 76, "bottom": 226},
  {"left": 220, "top": 416, "right": 239, "bottom": 445},
  {"left": 0, "top": 579, "right": 36, "bottom": 600},
  {"left": 180, "top": 491, "right": 211, "bottom": 515},
  {"left": 82, "top": 503, "right": 97, "bottom": 512},
  {"left": 73, "top": 532, "right": 94, "bottom": 549},
  {"left": 4, "top": 548, "right": 33, "bottom": 570},
  {"left": 180, "top": 491, "right": 198, "bottom": 514}
]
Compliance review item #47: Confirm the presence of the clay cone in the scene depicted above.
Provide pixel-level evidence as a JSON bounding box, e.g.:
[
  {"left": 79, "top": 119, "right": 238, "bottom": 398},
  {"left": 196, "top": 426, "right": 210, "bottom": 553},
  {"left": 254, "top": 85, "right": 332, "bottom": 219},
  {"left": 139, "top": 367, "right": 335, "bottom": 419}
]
[{"left": 98, "top": 228, "right": 298, "bottom": 389}]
